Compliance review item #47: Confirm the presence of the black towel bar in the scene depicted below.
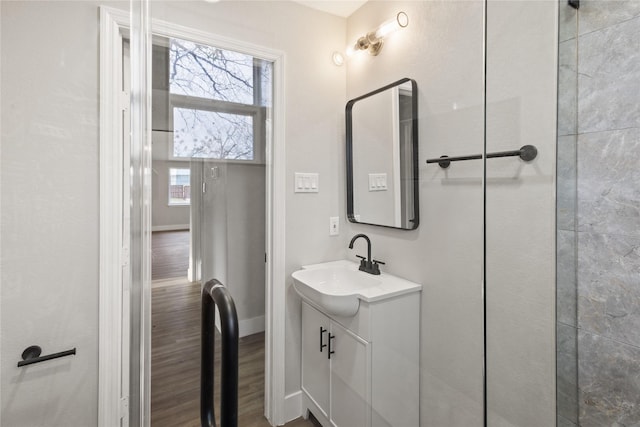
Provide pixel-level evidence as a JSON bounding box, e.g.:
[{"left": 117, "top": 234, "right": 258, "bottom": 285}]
[
  {"left": 426, "top": 145, "right": 538, "bottom": 169},
  {"left": 17, "top": 345, "right": 76, "bottom": 367}
]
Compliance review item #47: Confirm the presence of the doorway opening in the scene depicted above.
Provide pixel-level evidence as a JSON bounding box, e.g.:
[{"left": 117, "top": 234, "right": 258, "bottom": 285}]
[
  {"left": 100, "top": 9, "right": 289, "bottom": 424},
  {"left": 147, "top": 35, "right": 272, "bottom": 425}
]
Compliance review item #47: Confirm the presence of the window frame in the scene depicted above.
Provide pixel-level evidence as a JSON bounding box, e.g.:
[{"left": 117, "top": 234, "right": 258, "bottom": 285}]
[{"left": 168, "top": 93, "right": 266, "bottom": 164}]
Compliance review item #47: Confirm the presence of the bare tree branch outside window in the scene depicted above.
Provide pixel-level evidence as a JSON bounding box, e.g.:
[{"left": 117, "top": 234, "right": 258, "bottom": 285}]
[
  {"left": 169, "top": 38, "right": 270, "bottom": 160},
  {"left": 173, "top": 108, "right": 254, "bottom": 160}
]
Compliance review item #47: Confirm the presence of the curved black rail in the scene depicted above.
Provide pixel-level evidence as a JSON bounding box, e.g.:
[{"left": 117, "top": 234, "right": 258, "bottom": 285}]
[{"left": 201, "top": 279, "right": 239, "bottom": 427}]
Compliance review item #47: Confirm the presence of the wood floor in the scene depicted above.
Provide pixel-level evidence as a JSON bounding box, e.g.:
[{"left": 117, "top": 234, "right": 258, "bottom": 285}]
[
  {"left": 152, "top": 230, "right": 190, "bottom": 280},
  {"left": 151, "top": 276, "right": 316, "bottom": 426}
]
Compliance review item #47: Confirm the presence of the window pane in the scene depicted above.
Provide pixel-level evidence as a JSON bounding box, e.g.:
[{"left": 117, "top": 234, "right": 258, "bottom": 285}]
[
  {"left": 169, "top": 38, "right": 254, "bottom": 105},
  {"left": 173, "top": 107, "right": 254, "bottom": 160},
  {"left": 168, "top": 168, "right": 190, "bottom": 206}
]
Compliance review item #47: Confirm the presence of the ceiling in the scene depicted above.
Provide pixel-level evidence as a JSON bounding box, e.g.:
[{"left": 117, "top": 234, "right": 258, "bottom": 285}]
[{"left": 291, "top": 0, "right": 367, "bottom": 17}]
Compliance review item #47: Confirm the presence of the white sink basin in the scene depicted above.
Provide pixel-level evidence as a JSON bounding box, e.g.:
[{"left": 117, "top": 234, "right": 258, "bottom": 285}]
[{"left": 292, "top": 260, "right": 421, "bottom": 317}]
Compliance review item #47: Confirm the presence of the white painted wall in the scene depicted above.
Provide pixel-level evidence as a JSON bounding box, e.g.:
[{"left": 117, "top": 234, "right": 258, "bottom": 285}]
[
  {"left": 199, "top": 161, "right": 267, "bottom": 335},
  {"left": 346, "top": 2, "right": 487, "bottom": 425},
  {"left": 0, "top": 1, "right": 126, "bottom": 425}
]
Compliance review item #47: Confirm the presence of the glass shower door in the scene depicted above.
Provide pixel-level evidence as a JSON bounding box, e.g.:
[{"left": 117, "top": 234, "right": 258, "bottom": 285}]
[
  {"left": 162, "top": 32, "right": 272, "bottom": 424},
  {"left": 484, "top": 1, "right": 560, "bottom": 426}
]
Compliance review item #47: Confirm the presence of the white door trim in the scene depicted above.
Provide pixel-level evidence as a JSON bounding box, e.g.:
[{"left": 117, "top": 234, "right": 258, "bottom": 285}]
[
  {"left": 99, "top": 7, "right": 128, "bottom": 427},
  {"left": 99, "top": 7, "right": 287, "bottom": 426}
]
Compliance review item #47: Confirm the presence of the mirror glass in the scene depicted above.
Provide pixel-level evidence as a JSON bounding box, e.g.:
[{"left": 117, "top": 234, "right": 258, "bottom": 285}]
[{"left": 346, "top": 78, "right": 418, "bottom": 230}]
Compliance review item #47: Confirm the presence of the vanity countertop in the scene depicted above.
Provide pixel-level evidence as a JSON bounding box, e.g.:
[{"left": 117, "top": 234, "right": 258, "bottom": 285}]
[{"left": 296, "top": 259, "right": 421, "bottom": 304}]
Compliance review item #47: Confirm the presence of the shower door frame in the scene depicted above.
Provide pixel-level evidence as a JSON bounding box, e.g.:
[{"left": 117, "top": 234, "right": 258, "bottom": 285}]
[{"left": 99, "top": 7, "right": 288, "bottom": 426}]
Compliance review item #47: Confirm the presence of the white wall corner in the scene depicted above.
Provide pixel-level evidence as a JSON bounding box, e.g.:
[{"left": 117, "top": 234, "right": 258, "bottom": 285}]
[
  {"left": 214, "top": 315, "right": 265, "bottom": 338},
  {"left": 239, "top": 315, "right": 265, "bottom": 338},
  {"left": 284, "top": 391, "right": 303, "bottom": 424}
]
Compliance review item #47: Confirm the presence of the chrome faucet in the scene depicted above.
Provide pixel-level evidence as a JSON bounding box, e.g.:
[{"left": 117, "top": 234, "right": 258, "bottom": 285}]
[{"left": 348, "top": 233, "right": 384, "bottom": 275}]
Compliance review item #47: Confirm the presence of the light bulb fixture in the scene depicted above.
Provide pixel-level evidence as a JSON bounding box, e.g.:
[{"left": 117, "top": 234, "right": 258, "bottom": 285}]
[
  {"left": 332, "top": 51, "right": 345, "bottom": 66},
  {"left": 347, "top": 11, "right": 408, "bottom": 57}
]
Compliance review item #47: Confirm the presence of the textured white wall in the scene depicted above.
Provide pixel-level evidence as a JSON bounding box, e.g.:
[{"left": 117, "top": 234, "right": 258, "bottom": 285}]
[
  {"left": 346, "top": 2, "right": 487, "bottom": 425},
  {"left": 0, "top": 2, "right": 114, "bottom": 425},
  {"left": 199, "top": 162, "right": 266, "bottom": 326}
]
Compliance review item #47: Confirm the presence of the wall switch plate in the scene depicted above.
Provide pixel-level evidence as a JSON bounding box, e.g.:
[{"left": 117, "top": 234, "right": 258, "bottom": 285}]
[
  {"left": 329, "top": 216, "right": 339, "bottom": 236},
  {"left": 294, "top": 173, "right": 319, "bottom": 193},
  {"left": 368, "top": 173, "right": 388, "bottom": 191}
]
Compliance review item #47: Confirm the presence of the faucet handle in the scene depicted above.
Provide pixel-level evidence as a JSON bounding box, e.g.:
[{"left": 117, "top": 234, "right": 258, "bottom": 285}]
[
  {"left": 355, "top": 255, "right": 367, "bottom": 269},
  {"left": 371, "top": 259, "right": 385, "bottom": 275}
]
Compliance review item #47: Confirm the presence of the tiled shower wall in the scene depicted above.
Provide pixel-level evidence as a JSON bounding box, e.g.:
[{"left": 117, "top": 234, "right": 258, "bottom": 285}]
[{"left": 557, "top": 1, "right": 640, "bottom": 426}]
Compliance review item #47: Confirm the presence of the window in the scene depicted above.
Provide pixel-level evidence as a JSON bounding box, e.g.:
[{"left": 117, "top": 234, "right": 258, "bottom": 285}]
[
  {"left": 168, "top": 168, "right": 190, "bottom": 206},
  {"left": 169, "top": 39, "right": 254, "bottom": 104},
  {"left": 173, "top": 108, "right": 254, "bottom": 160},
  {"left": 168, "top": 38, "right": 271, "bottom": 162}
]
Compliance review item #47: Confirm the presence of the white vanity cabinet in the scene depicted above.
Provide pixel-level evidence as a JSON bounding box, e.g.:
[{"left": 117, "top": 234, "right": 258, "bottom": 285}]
[
  {"left": 300, "top": 290, "right": 420, "bottom": 427},
  {"left": 302, "top": 302, "right": 370, "bottom": 426}
]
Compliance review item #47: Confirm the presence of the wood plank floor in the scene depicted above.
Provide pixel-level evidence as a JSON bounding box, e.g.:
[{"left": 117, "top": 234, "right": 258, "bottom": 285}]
[
  {"left": 152, "top": 230, "right": 190, "bottom": 280},
  {"left": 151, "top": 278, "right": 317, "bottom": 427}
]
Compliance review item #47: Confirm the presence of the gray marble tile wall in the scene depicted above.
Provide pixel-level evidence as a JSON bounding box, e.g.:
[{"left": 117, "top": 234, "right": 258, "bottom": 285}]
[{"left": 573, "top": 1, "right": 640, "bottom": 426}]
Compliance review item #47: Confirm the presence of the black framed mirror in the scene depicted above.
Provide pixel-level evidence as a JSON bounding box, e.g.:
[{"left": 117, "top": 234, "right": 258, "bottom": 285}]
[{"left": 346, "top": 78, "right": 419, "bottom": 230}]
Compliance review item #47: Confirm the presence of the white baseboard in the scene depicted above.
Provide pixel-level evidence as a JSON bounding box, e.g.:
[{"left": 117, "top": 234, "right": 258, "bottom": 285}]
[
  {"left": 239, "top": 315, "right": 265, "bottom": 337},
  {"left": 284, "top": 391, "right": 303, "bottom": 423},
  {"left": 214, "top": 314, "right": 265, "bottom": 338},
  {"left": 152, "top": 224, "right": 189, "bottom": 232}
]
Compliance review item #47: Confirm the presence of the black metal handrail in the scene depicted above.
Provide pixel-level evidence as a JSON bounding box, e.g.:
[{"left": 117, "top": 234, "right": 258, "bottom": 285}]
[
  {"left": 426, "top": 144, "right": 538, "bottom": 169},
  {"left": 201, "top": 279, "right": 239, "bottom": 427}
]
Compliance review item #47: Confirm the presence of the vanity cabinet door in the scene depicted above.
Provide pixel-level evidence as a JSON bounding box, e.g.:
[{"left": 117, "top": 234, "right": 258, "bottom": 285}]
[
  {"left": 302, "top": 302, "right": 330, "bottom": 418},
  {"left": 329, "top": 321, "right": 370, "bottom": 427}
]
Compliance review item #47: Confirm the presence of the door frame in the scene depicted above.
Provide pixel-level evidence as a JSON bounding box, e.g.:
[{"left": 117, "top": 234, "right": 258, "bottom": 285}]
[{"left": 99, "top": 7, "right": 287, "bottom": 426}]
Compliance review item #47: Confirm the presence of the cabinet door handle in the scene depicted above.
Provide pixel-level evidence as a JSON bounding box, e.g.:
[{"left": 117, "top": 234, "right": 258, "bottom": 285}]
[
  {"left": 320, "top": 327, "right": 327, "bottom": 352},
  {"left": 328, "top": 333, "right": 335, "bottom": 359}
]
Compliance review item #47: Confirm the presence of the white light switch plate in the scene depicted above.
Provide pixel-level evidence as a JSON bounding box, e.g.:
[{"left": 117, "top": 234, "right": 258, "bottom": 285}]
[
  {"left": 329, "top": 216, "right": 339, "bottom": 236},
  {"left": 294, "top": 173, "right": 319, "bottom": 193},
  {"left": 368, "top": 173, "right": 388, "bottom": 191}
]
